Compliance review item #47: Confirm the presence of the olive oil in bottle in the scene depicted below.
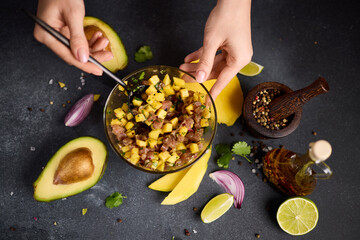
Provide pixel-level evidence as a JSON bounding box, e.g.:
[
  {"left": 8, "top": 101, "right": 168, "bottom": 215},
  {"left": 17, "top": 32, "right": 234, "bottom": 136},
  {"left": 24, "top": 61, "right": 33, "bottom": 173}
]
[{"left": 262, "top": 140, "right": 332, "bottom": 196}]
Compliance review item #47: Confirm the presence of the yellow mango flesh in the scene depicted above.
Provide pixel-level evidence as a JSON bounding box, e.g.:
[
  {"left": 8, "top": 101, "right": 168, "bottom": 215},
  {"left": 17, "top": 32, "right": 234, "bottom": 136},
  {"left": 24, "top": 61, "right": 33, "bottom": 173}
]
[
  {"left": 185, "top": 76, "right": 243, "bottom": 126},
  {"left": 161, "top": 148, "right": 212, "bottom": 205},
  {"left": 148, "top": 168, "right": 190, "bottom": 192}
]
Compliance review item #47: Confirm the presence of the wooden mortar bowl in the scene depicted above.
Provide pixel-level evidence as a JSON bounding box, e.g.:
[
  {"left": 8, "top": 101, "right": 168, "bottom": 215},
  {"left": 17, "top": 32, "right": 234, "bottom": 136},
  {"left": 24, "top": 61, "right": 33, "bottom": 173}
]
[{"left": 243, "top": 82, "right": 302, "bottom": 139}]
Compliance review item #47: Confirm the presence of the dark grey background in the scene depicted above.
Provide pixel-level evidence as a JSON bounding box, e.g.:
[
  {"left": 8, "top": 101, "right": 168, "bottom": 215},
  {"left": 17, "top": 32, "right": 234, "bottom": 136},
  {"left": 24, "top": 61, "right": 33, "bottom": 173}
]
[{"left": 1, "top": 0, "right": 359, "bottom": 239}]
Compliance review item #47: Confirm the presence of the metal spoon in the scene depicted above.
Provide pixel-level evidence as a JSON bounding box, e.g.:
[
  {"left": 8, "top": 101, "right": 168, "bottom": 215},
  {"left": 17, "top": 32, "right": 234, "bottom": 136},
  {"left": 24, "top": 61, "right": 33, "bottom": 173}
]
[{"left": 23, "top": 9, "right": 145, "bottom": 110}]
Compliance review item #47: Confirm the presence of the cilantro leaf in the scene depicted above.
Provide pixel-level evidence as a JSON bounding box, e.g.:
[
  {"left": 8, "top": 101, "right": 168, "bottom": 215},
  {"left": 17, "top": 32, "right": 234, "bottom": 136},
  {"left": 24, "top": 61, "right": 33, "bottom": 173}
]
[
  {"left": 105, "top": 192, "right": 127, "bottom": 209},
  {"left": 138, "top": 71, "right": 145, "bottom": 80},
  {"left": 134, "top": 46, "right": 153, "bottom": 63},
  {"left": 216, "top": 152, "right": 232, "bottom": 168},
  {"left": 215, "top": 143, "right": 231, "bottom": 155},
  {"left": 232, "top": 141, "right": 251, "bottom": 163}
]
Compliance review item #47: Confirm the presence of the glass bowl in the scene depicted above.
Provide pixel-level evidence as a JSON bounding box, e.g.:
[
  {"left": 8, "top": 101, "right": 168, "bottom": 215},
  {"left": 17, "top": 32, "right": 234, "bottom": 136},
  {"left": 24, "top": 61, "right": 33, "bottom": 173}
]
[{"left": 103, "top": 65, "right": 217, "bottom": 174}]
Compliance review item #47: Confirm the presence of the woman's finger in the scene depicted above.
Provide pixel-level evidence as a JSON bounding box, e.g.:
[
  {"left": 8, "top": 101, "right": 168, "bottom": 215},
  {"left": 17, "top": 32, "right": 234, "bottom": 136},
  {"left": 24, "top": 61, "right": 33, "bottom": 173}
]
[
  {"left": 90, "top": 37, "right": 110, "bottom": 52},
  {"left": 184, "top": 47, "right": 203, "bottom": 63}
]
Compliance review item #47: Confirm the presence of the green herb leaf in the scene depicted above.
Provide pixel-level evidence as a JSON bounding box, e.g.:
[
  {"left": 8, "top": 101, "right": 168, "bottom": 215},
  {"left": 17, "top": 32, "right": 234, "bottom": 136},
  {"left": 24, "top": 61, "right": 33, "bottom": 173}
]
[
  {"left": 232, "top": 141, "right": 252, "bottom": 163},
  {"left": 138, "top": 72, "right": 145, "bottom": 80},
  {"left": 134, "top": 46, "right": 153, "bottom": 63},
  {"left": 216, "top": 152, "right": 232, "bottom": 168},
  {"left": 105, "top": 192, "right": 127, "bottom": 209},
  {"left": 200, "top": 105, "right": 206, "bottom": 109},
  {"left": 215, "top": 143, "right": 231, "bottom": 155}
]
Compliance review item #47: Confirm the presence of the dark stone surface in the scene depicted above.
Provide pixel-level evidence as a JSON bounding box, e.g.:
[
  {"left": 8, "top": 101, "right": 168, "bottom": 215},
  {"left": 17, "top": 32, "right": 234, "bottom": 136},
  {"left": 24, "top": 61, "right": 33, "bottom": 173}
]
[{"left": 1, "top": 0, "right": 359, "bottom": 239}]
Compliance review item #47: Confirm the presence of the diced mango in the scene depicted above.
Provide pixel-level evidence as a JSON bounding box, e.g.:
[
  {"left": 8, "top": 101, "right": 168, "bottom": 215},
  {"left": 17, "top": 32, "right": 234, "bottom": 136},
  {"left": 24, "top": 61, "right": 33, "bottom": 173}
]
[
  {"left": 193, "top": 93, "right": 199, "bottom": 101},
  {"left": 125, "top": 122, "right": 134, "bottom": 130},
  {"left": 118, "top": 85, "right": 125, "bottom": 91},
  {"left": 121, "top": 103, "right": 129, "bottom": 112},
  {"left": 156, "top": 109, "right": 167, "bottom": 119},
  {"left": 154, "top": 92, "right": 165, "bottom": 101},
  {"left": 124, "top": 151, "right": 131, "bottom": 159},
  {"left": 151, "top": 101, "right": 162, "bottom": 110},
  {"left": 163, "top": 85, "right": 175, "bottom": 95},
  {"left": 162, "top": 123, "right": 173, "bottom": 133},
  {"left": 149, "top": 75, "right": 160, "bottom": 85},
  {"left": 200, "top": 118, "right": 209, "bottom": 127},
  {"left": 179, "top": 126, "right": 188, "bottom": 136},
  {"left": 141, "top": 109, "right": 149, "bottom": 118},
  {"left": 147, "top": 139, "right": 157, "bottom": 148},
  {"left": 126, "top": 130, "right": 135, "bottom": 138},
  {"left": 135, "top": 114, "right": 146, "bottom": 122},
  {"left": 145, "top": 104, "right": 155, "bottom": 112},
  {"left": 145, "top": 85, "right": 158, "bottom": 95},
  {"left": 163, "top": 74, "right": 171, "bottom": 86},
  {"left": 136, "top": 139, "right": 147, "bottom": 148},
  {"left": 114, "top": 108, "right": 126, "bottom": 119},
  {"left": 149, "top": 129, "right": 162, "bottom": 140},
  {"left": 172, "top": 85, "right": 181, "bottom": 91},
  {"left": 167, "top": 155, "right": 177, "bottom": 163},
  {"left": 94, "top": 94, "right": 101, "bottom": 102},
  {"left": 168, "top": 104, "right": 175, "bottom": 112},
  {"left": 176, "top": 143, "right": 187, "bottom": 151},
  {"left": 132, "top": 98, "right": 143, "bottom": 107},
  {"left": 157, "top": 137, "right": 164, "bottom": 145},
  {"left": 170, "top": 117, "right": 178, "bottom": 128},
  {"left": 153, "top": 152, "right": 159, "bottom": 160},
  {"left": 185, "top": 104, "right": 194, "bottom": 115},
  {"left": 111, "top": 119, "right": 122, "bottom": 126},
  {"left": 131, "top": 147, "right": 139, "bottom": 155},
  {"left": 119, "top": 118, "right": 127, "bottom": 126},
  {"left": 188, "top": 143, "right": 199, "bottom": 154},
  {"left": 130, "top": 153, "right": 140, "bottom": 164},
  {"left": 202, "top": 108, "right": 211, "bottom": 119},
  {"left": 173, "top": 77, "right": 185, "bottom": 87},
  {"left": 180, "top": 89, "right": 189, "bottom": 99},
  {"left": 126, "top": 112, "right": 133, "bottom": 120},
  {"left": 199, "top": 93, "right": 206, "bottom": 104},
  {"left": 157, "top": 162, "right": 165, "bottom": 171},
  {"left": 159, "top": 151, "right": 171, "bottom": 161},
  {"left": 121, "top": 145, "right": 130, "bottom": 152}
]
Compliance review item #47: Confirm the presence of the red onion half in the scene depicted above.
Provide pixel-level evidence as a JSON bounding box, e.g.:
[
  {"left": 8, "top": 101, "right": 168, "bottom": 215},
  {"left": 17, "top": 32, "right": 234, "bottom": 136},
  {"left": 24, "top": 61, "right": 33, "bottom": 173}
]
[
  {"left": 209, "top": 170, "right": 245, "bottom": 209},
  {"left": 64, "top": 94, "right": 94, "bottom": 127}
]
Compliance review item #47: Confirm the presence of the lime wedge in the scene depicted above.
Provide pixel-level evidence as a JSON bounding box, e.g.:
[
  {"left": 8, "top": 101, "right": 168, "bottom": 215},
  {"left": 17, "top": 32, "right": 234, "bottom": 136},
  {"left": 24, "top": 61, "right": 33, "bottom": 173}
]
[
  {"left": 239, "top": 61, "right": 264, "bottom": 76},
  {"left": 201, "top": 193, "right": 234, "bottom": 223},
  {"left": 277, "top": 197, "right": 319, "bottom": 236}
]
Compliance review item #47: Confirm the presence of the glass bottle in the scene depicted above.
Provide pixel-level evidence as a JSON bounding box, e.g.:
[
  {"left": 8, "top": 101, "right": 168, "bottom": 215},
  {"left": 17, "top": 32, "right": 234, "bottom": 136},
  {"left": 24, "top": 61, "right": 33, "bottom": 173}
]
[{"left": 262, "top": 140, "right": 332, "bottom": 196}]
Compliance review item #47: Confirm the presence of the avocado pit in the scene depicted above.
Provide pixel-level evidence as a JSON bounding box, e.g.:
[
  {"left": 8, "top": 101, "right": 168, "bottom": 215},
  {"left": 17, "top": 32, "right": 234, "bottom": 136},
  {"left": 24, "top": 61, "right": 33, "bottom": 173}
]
[{"left": 53, "top": 147, "right": 95, "bottom": 185}]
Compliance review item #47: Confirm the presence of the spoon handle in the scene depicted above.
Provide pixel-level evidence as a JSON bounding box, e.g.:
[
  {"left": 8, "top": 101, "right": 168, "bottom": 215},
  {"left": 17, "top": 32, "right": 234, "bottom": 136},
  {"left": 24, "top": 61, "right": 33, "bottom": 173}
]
[
  {"left": 23, "top": 9, "right": 127, "bottom": 89},
  {"left": 268, "top": 77, "right": 329, "bottom": 121}
]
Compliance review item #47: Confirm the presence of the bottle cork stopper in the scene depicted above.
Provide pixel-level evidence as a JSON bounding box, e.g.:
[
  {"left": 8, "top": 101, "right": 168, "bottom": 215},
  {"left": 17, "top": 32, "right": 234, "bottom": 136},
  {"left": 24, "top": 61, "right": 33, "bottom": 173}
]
[{"left": 309, "top": 140, "right": 332, "bottom": 162}]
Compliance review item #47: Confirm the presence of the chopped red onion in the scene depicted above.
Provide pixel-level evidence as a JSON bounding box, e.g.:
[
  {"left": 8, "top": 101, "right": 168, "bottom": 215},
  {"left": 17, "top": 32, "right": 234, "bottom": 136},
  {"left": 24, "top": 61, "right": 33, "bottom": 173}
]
[
  {"left": 64, "top": 94, "right": 94, "bottom": 127},
  {"left": 209, "top": 170, "right": 245, "bottom": 209}
]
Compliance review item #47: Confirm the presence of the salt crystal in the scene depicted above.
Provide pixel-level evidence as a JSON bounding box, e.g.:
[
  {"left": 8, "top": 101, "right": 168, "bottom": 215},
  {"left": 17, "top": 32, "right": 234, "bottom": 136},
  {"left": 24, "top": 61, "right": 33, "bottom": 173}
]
[
  {"left": 63, "top": 87, "right": 68, "bottom": 91},
  {"left": 263, "top": 148, "right": 269, "bottom": 152},
  {"left": 30, "top": 146, "right": 36, "bottom": 151},
  {"left": 251, "top": 169, "right": 256, "bottom": 173},
  {"left": 193, "top": 229, "right": 197, "bottom": 234},
  {"left": 49, "top": 79, "right": 54, "bottom": 84},
  {"left": 62, "top": 198, "right": 67, "bottom": 200},
  {"left": 77, "top": 86, "right": 82, "bottom": 90},
  {"left": 10, "top": 192, "right": 13, "bottom": 196},
  {"left": 81, "top": 72, "right": 84, "bottom": 77},
  {"left": 268, "top": 146, "right": 273, "bottom": 150},
  {"left": 255, "top": 159, "right": 259, "bottom": 163},
  {"left": 250, "top": 153, "right": 254, "bottom": 157},
  {"left": 81, "top": 79, "right": 85, "bottom": 83},
  {"left": 81, "top": 82, "right": 85, "bottom": 86}
]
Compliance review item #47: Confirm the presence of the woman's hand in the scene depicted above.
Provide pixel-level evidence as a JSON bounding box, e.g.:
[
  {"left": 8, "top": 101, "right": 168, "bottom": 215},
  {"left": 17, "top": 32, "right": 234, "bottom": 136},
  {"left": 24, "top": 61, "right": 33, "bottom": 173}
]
[
  {"left": 33, "top": 0, "right": 113, "bottom": 75},
  {"left": 180, "top": 0, "right": 253, "bottom": 99}
]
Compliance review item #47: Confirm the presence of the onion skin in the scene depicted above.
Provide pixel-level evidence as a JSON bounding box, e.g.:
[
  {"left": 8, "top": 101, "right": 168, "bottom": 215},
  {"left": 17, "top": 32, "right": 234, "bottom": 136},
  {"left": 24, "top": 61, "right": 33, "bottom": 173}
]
[
  {"left": 64, "top": 94, "right": 94, "bottom": 127},
  {"left": 209, "top": 170, "right": 245, "bottom": 209}
]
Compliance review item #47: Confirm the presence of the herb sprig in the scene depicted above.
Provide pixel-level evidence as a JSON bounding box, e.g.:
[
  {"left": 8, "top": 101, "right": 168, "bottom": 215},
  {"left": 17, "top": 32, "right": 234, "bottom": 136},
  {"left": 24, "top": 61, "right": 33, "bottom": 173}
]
[
  {"left": 216, "top": 141, "right": 251, "bottom": 168},
  {"left": 105, "top": 192, "right": 127, "bottom": 209}
]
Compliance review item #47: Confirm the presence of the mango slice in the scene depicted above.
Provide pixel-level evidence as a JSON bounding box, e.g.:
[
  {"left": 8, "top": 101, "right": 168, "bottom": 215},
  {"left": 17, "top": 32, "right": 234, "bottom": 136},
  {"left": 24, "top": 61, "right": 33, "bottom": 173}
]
[
  {"left": 148, "top": 168, "right": 190, "bottom": 192},
  {"left": 185, "top": 76, "right": 243, "bottom": 126},
  {"left": 161, "top": 148, "right": 212, "bottom": 205}
]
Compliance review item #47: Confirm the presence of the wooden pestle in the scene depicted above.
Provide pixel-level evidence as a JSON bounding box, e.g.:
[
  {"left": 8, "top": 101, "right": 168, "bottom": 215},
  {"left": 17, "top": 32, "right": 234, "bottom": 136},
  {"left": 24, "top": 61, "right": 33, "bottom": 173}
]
[{"left": 268, "top": 77, "right": 329, "bottom": 121}]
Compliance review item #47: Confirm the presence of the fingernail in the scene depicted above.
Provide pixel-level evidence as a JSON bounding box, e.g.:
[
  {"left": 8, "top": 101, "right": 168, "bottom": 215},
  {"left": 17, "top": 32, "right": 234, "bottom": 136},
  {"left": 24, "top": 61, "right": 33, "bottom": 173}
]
[
  {"left": 196, "top": 70, "right": 205, "bottom": 83},
  {"left": 93, "top": 69, "right": 102, "bottom": 76},
  {"left": 104, "top": 39, "right": 110, "bottom": 46},
  {"left": 105, "top": 52, "right": 114, "bottom": 62},
  {"left": 77, "top": 48, "right": 88, "bottom": 63}
]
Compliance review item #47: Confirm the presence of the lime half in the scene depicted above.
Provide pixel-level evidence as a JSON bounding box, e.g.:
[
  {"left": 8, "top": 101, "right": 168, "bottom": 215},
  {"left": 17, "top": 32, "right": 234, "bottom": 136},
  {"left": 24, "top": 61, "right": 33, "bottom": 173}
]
[
  {"left": 277, "top": 197, "right": 319, "bottom": 236},
  {"left": 201, "top": 193, "right": 234, "bottom": 223},
  {"left": 239, "top": 61, "right": 264, "bottom": 76}
]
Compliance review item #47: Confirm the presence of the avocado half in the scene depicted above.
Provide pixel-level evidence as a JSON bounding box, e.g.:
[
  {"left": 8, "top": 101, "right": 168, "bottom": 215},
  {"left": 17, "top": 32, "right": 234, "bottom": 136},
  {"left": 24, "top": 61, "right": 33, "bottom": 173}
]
[
  {"left": 33, "top": 136, "right": 108, "bottom": 202},
  {"left": 84, "top": 16, "right": 128, "bottom": 72}
]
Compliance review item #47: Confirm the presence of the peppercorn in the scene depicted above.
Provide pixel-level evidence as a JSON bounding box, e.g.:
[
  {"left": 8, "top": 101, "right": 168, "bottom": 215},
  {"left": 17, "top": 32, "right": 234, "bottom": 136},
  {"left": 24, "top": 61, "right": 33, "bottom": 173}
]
[
  {"left": 9, "top": 227, "right": 16, "bottom": 231},
  {"left": 67, "top": 100, "right": 71, "bottom": 104},
  {"left": 39, "top": 108, "right": 45, "bottom": 112},
  {"left": 193, "top": 207, "right": 198, "bottom": 212},
  {"left": 62, "top": 104, "right": 66, "bottom": 108},
  {"left": 230, "top": 133, "right": 235, "bottom": 137},
  {"left": 117, "top": 218, "right": 122, "bottom": 223},
  {"left": 255, "top": 233, "right": 261, "bottom": 238},
  {"left": 184, "top": 229, "right": 190, "bottom": 236},
  {"left": 27, "top": 107, "right": 32, "bottom": 111},
  {"left": 238, "top": 161, "right": 243, "bottom": 166},
  {"left": 312, "top": 131, "right": 317, "bottom": 136}
]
